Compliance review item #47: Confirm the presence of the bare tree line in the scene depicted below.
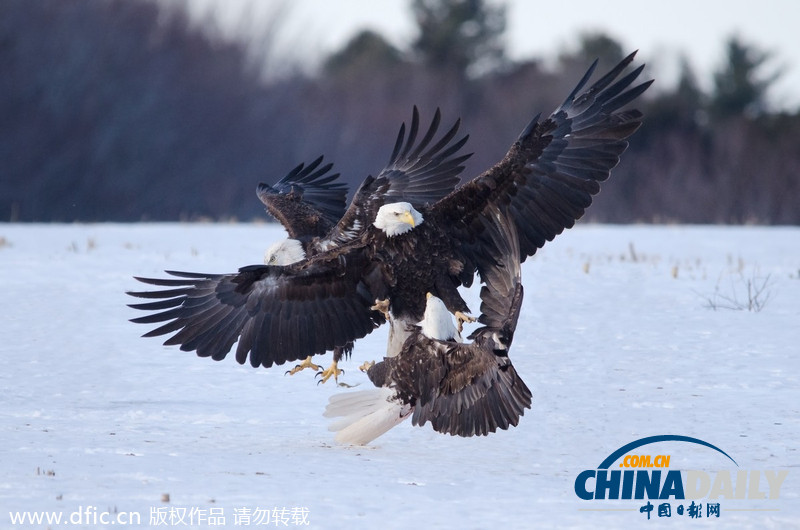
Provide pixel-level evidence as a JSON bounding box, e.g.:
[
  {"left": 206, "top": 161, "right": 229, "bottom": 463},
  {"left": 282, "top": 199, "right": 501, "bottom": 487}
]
[{"left": 1, "top": 0, "right": 797, "bottom": 223}]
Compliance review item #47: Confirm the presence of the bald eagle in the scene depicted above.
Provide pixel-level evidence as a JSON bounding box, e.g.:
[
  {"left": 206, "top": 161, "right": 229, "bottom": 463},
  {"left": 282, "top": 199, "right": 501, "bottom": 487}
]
[
  {"left": 128, "top": 52, "right": 651, "bottom": 375},
  {"left": 256, "top": 109, "right": 471, "bottom": 381},
  {"left": 259, "top": 107, "right": 469, "bottom": 264},
  {"left": 325, "top": 205, "right": 531, "bottom": 444}
]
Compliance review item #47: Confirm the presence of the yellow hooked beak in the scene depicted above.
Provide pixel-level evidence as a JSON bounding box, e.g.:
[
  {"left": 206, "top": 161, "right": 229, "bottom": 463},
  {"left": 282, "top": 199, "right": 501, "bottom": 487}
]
[
  {"left": 426, "top": 292, "right": 433, "bottom": 300},
  {"left": 401, "top": 211, "right": 416, "bottom": 227}
]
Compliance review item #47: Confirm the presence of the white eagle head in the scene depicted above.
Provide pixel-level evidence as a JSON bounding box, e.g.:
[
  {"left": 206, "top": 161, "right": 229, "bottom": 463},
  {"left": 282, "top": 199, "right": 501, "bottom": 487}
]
[
  {"left": 264, "top": 238, "right": 306, "bottom": 265},
  {"left": 419, "top": 292, "right": 460, "bottom": 342},
  {"left": 373, "top": 202, "right": 424, "bottom": 237}
]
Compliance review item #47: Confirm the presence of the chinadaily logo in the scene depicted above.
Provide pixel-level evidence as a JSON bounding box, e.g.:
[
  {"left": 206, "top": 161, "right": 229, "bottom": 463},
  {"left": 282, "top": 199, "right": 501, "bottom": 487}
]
[{"left": 574, "top": 435, "right": 789, "bottom": 520}]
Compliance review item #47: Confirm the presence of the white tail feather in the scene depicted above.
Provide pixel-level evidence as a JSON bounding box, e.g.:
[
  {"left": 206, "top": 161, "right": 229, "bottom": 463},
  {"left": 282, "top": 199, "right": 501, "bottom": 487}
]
[{"left": 324, "top": 388, "right": 411, "bottom": 445}]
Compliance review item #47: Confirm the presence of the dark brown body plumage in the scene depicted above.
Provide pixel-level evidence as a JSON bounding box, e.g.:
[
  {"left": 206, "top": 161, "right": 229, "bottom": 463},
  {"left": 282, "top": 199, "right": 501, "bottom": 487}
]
[
  {"left": 365, "top": 205, "right": 532, "bottom": 437},
  {"left": 367, "top": 221, "right": 471, "bottom": 322}
]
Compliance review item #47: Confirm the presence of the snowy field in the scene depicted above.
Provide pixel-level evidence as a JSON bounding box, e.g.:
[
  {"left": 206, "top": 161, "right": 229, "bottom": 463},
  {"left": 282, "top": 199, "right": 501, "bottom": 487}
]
[{"left": 1, "top": 222, "right": 798, "bottom": 529}]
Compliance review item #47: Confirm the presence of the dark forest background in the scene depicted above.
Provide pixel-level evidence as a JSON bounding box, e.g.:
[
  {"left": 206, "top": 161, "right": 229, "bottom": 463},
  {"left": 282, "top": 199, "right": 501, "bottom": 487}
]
[{"left": 2, "top": 0, "right": 798, "bottom": 224}]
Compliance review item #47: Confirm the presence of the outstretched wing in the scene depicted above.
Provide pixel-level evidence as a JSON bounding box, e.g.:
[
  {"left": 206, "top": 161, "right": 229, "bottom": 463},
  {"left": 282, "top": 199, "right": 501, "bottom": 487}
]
[
  {"left": 317, "top": 107, "right": 470, "bottom": 250},
  {"left": 257, "top": 156, "right": 348, "bottom": 239},
  {"left": 433, "top": 51, "right": 652, "bottom": 266},
  {"left": 127, "top": 247, "right": 387, "bottom": 368}
]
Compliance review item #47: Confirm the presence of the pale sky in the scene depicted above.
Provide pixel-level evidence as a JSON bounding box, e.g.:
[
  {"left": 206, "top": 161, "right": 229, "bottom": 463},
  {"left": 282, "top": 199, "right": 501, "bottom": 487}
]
[{"left": 183, "top": 0, "right": 800, "bottom": 110}]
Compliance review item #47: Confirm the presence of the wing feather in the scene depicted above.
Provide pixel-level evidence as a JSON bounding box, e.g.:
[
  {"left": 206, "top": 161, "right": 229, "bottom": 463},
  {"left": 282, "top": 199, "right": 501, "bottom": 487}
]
[
  {"left": 433, "top": 51, "right": 652, "bottom": 266},
  {"left": 256, "top": 156, "right": 348, "bottom": 239},
  {"left": 401, "top": 340, "right": 531, "bottom": 437},
  {"left": 317, "top": 107, "right": 470, "bottom": 249},
  {"left": 127, "top": 248, "right": 386, "bottom": 367}
]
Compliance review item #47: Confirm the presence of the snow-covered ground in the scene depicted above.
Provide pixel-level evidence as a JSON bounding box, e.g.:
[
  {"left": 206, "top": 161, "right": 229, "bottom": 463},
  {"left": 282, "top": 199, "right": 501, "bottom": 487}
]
[{"left": 1, "top": 222, "right": 798, "bottom": 529}]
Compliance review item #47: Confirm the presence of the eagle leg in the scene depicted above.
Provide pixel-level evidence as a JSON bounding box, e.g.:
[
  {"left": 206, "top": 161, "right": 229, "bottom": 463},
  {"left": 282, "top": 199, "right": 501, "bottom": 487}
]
[
  {"left": 316, "top": 360, "right": 343, "bottom": 385},
  {"left": 454, "top": 311, "right": 476, "bottom": 333},
  {"left": 285, "top": 356, "right": 322, "bottom": 377}
]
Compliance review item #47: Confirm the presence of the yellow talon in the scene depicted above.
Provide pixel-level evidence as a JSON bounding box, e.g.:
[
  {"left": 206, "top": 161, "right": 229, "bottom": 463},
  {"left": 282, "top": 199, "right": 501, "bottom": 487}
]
[
  {"left": 371, "top": 298, "right": 391, "bottom": 321},
  {"left": 316, "top": 360, "right": 343, "bottom": 384},
  {"left": 285, "top": 356, "right": 321, "bottom": 376},
  {"left": 359, "top": 361, "right": 375, "bottom": 373},
  {"left": 454, "top": 311, "right": 476, "bottom": 333}
]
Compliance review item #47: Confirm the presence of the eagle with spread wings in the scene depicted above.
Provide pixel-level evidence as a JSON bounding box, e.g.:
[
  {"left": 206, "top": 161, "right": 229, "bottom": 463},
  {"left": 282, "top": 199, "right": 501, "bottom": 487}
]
[{"left": 128, "top": 52, "right": 652, "bottom": 385}]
